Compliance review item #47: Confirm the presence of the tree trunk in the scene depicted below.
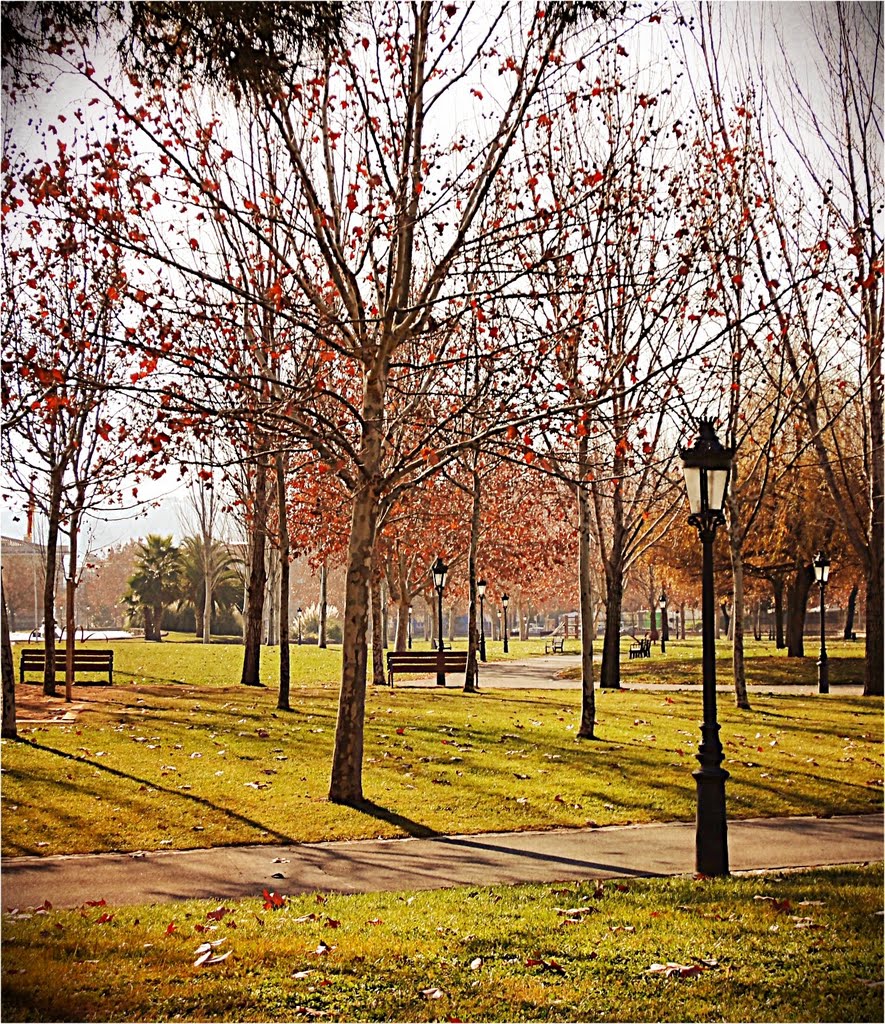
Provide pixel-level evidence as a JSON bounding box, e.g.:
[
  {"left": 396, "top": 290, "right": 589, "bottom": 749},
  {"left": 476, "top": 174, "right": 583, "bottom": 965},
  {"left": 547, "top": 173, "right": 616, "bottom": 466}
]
[
  {"left": 370, "top": 570, "right": 384, "bottom": 686},
  {"left": 771, "top": 576, "right": 786, "bottom": 648},
  {"left": 151, "top": 603, "right": 164, "bottom": 640},
  {"left": 1, "top": 581, "right": 17, "bottom": 739},
  {"left": 787, "top": 564, "right": 814, "bottom": 658},
  {"left": 728, "top": 530, "right": 751, "bottom": 710},
  {"left": 275, "top": 452, "right": 291, "bottom": 712},
  {"left": 42, "top": 466, "right": 64, "bottom": 696},
  {"left": 576, "top": 473, "right": 596, "bottom": 738},
  {"left": 202, "top": 545, "right": 212, "bottom": 644},
  {"left": 864, "top": 555, "right": 883, "bottom": 696},
  {"left": 329, "top": 482, "right": 380, "bottom": 804},
  {"left": 843, "top": 584, "right": 858, "bottom": 639},
  {"left": 648, "top": 569, "right": 659, "bottom": 642},
  {"left": 599, "top": 571, "right": 623, "bottom": 690},
  {"left": 679, "top": 601, "right": 686, "bottom": 640},
  {"left": 241, "top": 455, "right": 269, "bottom": 686},
  {"left": 64, "top": 504, "right": 83, "bottom": 704},
  {"left": 318, "top": 562, "right": 328, "bottom": 648},
  {"left": 464, "top": 467, "right": 481, "bottom": 692}
]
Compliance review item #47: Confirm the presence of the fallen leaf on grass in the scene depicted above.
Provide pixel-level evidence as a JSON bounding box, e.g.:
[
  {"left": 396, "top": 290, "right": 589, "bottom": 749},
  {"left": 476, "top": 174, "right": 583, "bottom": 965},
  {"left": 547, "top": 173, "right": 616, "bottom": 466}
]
[
  {"left": 648, "top": 958, "right": 718, "bottom": 978},
  {"left": 262, "top": 889, "right": 287, "bottom": 910},
  {"left": 420, "top": 987, "right": 445, "bottom": 999},
  {"left": 292, "top": 1007, "right": 328, "bottom": 1017},
  {"left": 206, "top": 907, "right": 231, "bottom": 922},
  {"left": 791, "top": 917, "right": 826, "bottom": 930},
  {"left": 311, "top": 942, "right": 335, "bottom": 956},
  {"left": 525, "top": 954, "right": 566, "bottom": 975},
  {"left": 753, "top": 896, "right": 792, "bottom": 912}
]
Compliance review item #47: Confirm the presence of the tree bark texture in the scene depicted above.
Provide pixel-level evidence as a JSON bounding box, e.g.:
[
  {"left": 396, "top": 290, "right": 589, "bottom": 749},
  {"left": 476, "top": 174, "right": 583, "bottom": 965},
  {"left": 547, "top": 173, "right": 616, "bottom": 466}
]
[
  {"left": 786, "top": 565, "right": 814, "bottom": 658},
  {"left": 843, "top": 585, "right": 858, "bottom": 639},
  {"left": 275, "top": 453, "right": 291, "bottom": 711},
  {"left": 370, "top": 570, "right": 384, "bottom": 687},
  {"left": 577, "top": 475, "right": 596, "bottom": 738},
  {"left": 318, "top": 562, "right": 328, "bottom": 649},
  {"left": 42, "top": 466, "right": 63, "bottom": 696},
  {"left": 463, "top": 468, "right": 481, "bottom": 692},
  {"left": 727, "top": 526, "right": 750, "bottom": 709},
  {"left": 1, "top": 582, "right": 17, "bottom": 739},
  {"left": 241, "top": 455, "right": 269, "bottom": 686}
]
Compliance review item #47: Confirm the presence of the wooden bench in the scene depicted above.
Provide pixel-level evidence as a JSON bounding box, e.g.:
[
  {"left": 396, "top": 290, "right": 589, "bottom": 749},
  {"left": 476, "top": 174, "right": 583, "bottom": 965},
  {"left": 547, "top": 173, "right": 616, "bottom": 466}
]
[
  {"left": 386, "top": 650, "right": 469, "bottom": 686},
  {"left": 628, "top": 637, "right": 652, "bottom": 660},
  {"left": 19, "top": 649, "right": 114, "bottom": 685},
  {"left": 545, "top": 636, "right": 565, "bottom": 654}
]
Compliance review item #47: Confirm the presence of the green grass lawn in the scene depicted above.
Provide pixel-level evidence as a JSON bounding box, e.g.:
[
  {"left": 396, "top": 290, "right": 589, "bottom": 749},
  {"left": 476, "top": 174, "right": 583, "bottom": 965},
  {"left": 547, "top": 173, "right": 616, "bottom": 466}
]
[
  {"left": 3, "top": 675, "right": 880, "bottom": 856},
  {"left": 2, "top": 865, "right": 881, "bottom": 1022}
]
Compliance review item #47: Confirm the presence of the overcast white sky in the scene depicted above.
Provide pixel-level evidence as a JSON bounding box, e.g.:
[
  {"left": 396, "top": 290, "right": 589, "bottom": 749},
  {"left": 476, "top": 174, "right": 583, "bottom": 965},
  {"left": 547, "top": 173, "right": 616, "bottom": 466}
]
[{"left": 1, "top": 1, "right": 870, "bottom": 553}]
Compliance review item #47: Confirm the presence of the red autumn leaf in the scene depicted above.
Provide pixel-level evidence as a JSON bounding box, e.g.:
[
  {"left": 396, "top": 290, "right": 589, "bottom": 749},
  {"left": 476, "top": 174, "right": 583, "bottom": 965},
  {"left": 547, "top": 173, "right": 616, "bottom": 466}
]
[
  {"left": 262, "top": 889, "right": 287, "bottom": 910},
  {"left": 165, "top": 921, "right": 177, "bottom": 934},
  {"left": 206, "top": 907, "right": 231, "bottom": 921},
  {"left": 346, "top": 192, "right": 357, "bottom": 212}
]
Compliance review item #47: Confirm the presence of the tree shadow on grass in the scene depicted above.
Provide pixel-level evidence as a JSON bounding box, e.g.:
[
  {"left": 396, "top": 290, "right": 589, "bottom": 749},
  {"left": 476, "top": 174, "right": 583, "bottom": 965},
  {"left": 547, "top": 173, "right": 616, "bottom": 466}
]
[
  {"left": 348, "top": 799, "right": 441, "bottom": 839},
  {"left": 13, "top": 737, "right": 300, "bottom": 847}
]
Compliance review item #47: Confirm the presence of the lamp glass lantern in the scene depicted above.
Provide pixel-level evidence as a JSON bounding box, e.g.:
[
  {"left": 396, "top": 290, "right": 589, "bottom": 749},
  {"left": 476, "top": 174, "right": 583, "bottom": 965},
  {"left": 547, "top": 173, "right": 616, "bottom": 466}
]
[
  {"left": 813, "top": 551, "right": 830, "bottom": 584},
  {"left": 477, "top": 578, "right": 487, "bottom": 599},
  {"left": 431, "top": 557, "right": 448, "bottom": 592},
  {"left": 680, "top": 421, "right": 733, "bottom": 525}
]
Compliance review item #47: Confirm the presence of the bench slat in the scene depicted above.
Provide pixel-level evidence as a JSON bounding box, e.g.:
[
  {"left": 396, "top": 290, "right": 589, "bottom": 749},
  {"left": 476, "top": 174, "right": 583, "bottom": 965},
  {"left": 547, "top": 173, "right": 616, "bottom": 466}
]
[
  {"left": 19, "top": 649, "right": 114, "bottom": 684},
  {"left": 386, "top": 650, "right": 469, "bottom": 686}
]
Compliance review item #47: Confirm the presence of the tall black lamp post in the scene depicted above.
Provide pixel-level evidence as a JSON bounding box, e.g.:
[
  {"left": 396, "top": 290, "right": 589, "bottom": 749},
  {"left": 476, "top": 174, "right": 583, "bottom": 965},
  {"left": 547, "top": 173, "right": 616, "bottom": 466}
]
[
  {"left": 296, "top": 607, "right": 303, "bottom": 645},
  {"left": 680, "top": 419, "right": 734, "bottom": 877},
  {"left": 813, "top": 551, "right": 830, "bottom": 694},
  {"left": 659, "top": 591, "right": 668, "bottom": 654},
  {"left": 407, "top": 605, "right": 413, "bottom": 650},
  {"left": 477, "top": 578, "right": 488, "bottom": 662},
  {"left": 501, "top": 593, "right": 510, "bottom": 654},
  {"left": 431, "top": 557, "right": 448, "bottom": 685}
]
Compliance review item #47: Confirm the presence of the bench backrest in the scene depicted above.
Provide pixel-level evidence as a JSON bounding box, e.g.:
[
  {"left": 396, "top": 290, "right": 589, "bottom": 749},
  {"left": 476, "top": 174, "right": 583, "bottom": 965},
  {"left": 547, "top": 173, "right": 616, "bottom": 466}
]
[
  {"left": 20, "top": 649, "right": 114, "bottom": 669},
  {"left": 387, "top": 651, "right": 468, "bottom": 669}
]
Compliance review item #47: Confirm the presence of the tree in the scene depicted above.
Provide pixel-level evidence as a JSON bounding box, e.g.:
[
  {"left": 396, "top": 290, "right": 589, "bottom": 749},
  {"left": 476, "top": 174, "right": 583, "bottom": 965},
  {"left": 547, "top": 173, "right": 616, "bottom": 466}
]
[
  {"left": 1, "top": 582, "right": 17, "bottom": 739},
  {"left": 126, "top": 535, "right": 183, "bottom": 640}
]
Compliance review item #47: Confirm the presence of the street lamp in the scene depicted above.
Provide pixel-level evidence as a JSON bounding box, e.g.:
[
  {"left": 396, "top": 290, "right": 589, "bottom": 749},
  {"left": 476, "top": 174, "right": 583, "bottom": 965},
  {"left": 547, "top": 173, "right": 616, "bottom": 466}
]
[
  {"left": 813, "top": 551, "right": 830, "bottom": 694},
  {"left": 407, "top": 605, "right": 413, "bottom": 650},
  {"left": 659, "top": 591, "right": 668, "bottom": 654},
  {"left": 680, "top": 419, "right": 734, "bottom": 877},
  {"left": 431, "top": 556, "right": 448, "bottom": 686},
  {"left": 477, "top": 578, "right": 488, "bottom": 662},
  {"left": 501, "top": 592, "right": 510, "bottom": 654},
  {"left": 296, "top": 607, "right": 303, "bottom": 645}
]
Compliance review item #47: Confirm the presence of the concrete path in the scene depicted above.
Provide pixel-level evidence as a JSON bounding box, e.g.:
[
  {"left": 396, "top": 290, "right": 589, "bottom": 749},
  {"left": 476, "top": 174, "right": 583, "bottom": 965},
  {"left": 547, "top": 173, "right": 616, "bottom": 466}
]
[
  {"left": 409, "top": 655, "right": 865, "bottom": 695},
  {"left": 3, "top": 814, "right": 881, "bottom": 910}
]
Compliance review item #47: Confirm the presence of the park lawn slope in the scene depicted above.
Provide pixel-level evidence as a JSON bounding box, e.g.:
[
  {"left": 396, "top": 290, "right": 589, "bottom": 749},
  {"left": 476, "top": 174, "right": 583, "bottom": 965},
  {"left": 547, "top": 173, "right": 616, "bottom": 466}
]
[
  {"left": 2, "top": 865, "right": 882, "bottom": 1022},
  {"left": 2, "top": 685, "right": 880, "bottom": 857}
]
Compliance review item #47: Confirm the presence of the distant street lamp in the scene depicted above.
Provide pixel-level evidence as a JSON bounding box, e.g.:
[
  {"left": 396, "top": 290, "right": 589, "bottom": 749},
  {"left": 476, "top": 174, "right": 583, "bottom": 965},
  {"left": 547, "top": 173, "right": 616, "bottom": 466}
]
[
  {"left": 477, "top": 578, "right": 488, "bottom": 662},
  {"left": 407, "top": 605, "right": 413, "bottom": 650},
  {"left": 431, "top": 556, "right": 448, "bottom": 686},
  {"left": 813, "top": 551, "right": 830, "bottom": 694},
  {"left": 296, "top": 607, "right": 303, "bottom": 645},
  {"left": 680, "top": 419, "right": 735, "bottom": 877},
  {"left": 501, "top": 592, "right": 510, "bottom": 654},
  {"left": 659, "top": 591, "right": 668, "bottom": 654}
]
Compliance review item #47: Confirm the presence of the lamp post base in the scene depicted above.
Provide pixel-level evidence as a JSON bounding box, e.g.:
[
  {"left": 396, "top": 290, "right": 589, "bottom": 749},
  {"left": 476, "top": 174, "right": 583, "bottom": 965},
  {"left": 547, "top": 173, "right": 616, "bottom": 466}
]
[
  {"left": 817, "top": 657, "right": 829, "bottom": 694},
  {"left": 693, "top": 766, "right": 730, "bottom": 876}
]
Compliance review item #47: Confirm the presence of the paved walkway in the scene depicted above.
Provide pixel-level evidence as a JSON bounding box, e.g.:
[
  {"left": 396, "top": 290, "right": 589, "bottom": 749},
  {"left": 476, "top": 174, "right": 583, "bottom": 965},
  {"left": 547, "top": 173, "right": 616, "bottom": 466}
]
[
  {"left": 3, "top": 814, "right": 881, "bottom": 910},
  {"left": 414, "top": 655, "right": 865, "bottom": 695}
]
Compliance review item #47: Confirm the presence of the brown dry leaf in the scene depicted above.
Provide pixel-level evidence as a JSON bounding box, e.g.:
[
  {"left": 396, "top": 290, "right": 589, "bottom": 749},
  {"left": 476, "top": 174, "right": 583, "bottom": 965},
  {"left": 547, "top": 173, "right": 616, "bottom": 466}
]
[
  {"left": 469, "top": 957, "right": 483, "bottom": 970},
  {"left": 647, "top": 960, "right": 714, "bottom": 978},
  {"left": 420, "top": 987, "right": 445, "bottom": 999}
]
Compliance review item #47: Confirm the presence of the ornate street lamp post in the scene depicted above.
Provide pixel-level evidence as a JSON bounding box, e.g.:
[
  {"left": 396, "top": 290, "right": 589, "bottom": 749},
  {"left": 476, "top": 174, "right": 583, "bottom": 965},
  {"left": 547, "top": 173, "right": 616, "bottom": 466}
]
[
  {"left": 477, "top": 578, "right": 488, "bottom": 662},
  {"left": 501, "top": 593, "right": 510, "bottom": 654},
  {"left": 680, "top": 419, "right": 734, "bottom": 877},
  {"left": 431, "top": 557, "right": 448, "bottom": 686},
  {"left": 659, "top": 591, "right": 668, "bottom": 654},
  {"left": 296, "top": 607, "right": 303, "bottom": 645},
  {"left": 407, "top": 605, "right": 413, "bottom": 650},
  {"left": 813, "top": 551, "right": 830, "bottom": 694}
]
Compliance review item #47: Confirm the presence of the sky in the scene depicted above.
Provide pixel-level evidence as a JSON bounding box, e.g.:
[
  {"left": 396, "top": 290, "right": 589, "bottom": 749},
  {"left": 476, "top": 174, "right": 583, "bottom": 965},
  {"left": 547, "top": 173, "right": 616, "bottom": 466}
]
[{"left": 1, "top": 1, "right": 869, "bottom": 555}]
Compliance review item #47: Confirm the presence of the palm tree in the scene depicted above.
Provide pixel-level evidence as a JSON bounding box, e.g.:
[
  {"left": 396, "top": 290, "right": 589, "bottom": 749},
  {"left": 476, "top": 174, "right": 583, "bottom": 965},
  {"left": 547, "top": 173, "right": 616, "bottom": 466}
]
[
  {"left": 125, "top": 535, "right": 183, "bottom": 641},
  {"left": 179, "top": 536, "right": 243, "bottom": 639}
]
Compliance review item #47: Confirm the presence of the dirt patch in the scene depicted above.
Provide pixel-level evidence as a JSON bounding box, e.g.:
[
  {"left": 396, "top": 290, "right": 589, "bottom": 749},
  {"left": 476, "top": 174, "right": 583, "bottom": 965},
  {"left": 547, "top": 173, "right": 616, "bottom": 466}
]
[{"left": 13, "top": 682, "right": 136, "bottom": 724}]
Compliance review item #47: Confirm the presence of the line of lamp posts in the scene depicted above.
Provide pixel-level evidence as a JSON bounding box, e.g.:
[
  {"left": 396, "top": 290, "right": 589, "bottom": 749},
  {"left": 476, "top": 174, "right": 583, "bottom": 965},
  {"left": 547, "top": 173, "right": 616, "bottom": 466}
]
[{"left": 410, "top": 561, "right": 509, "bottom": 662}]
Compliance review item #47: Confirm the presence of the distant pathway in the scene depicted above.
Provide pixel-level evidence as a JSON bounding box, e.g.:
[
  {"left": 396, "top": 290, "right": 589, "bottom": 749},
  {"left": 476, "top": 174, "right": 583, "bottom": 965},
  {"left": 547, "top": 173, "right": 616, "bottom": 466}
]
[{"left": 415, "top": 655, "right": 866, "bottom": 696}]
